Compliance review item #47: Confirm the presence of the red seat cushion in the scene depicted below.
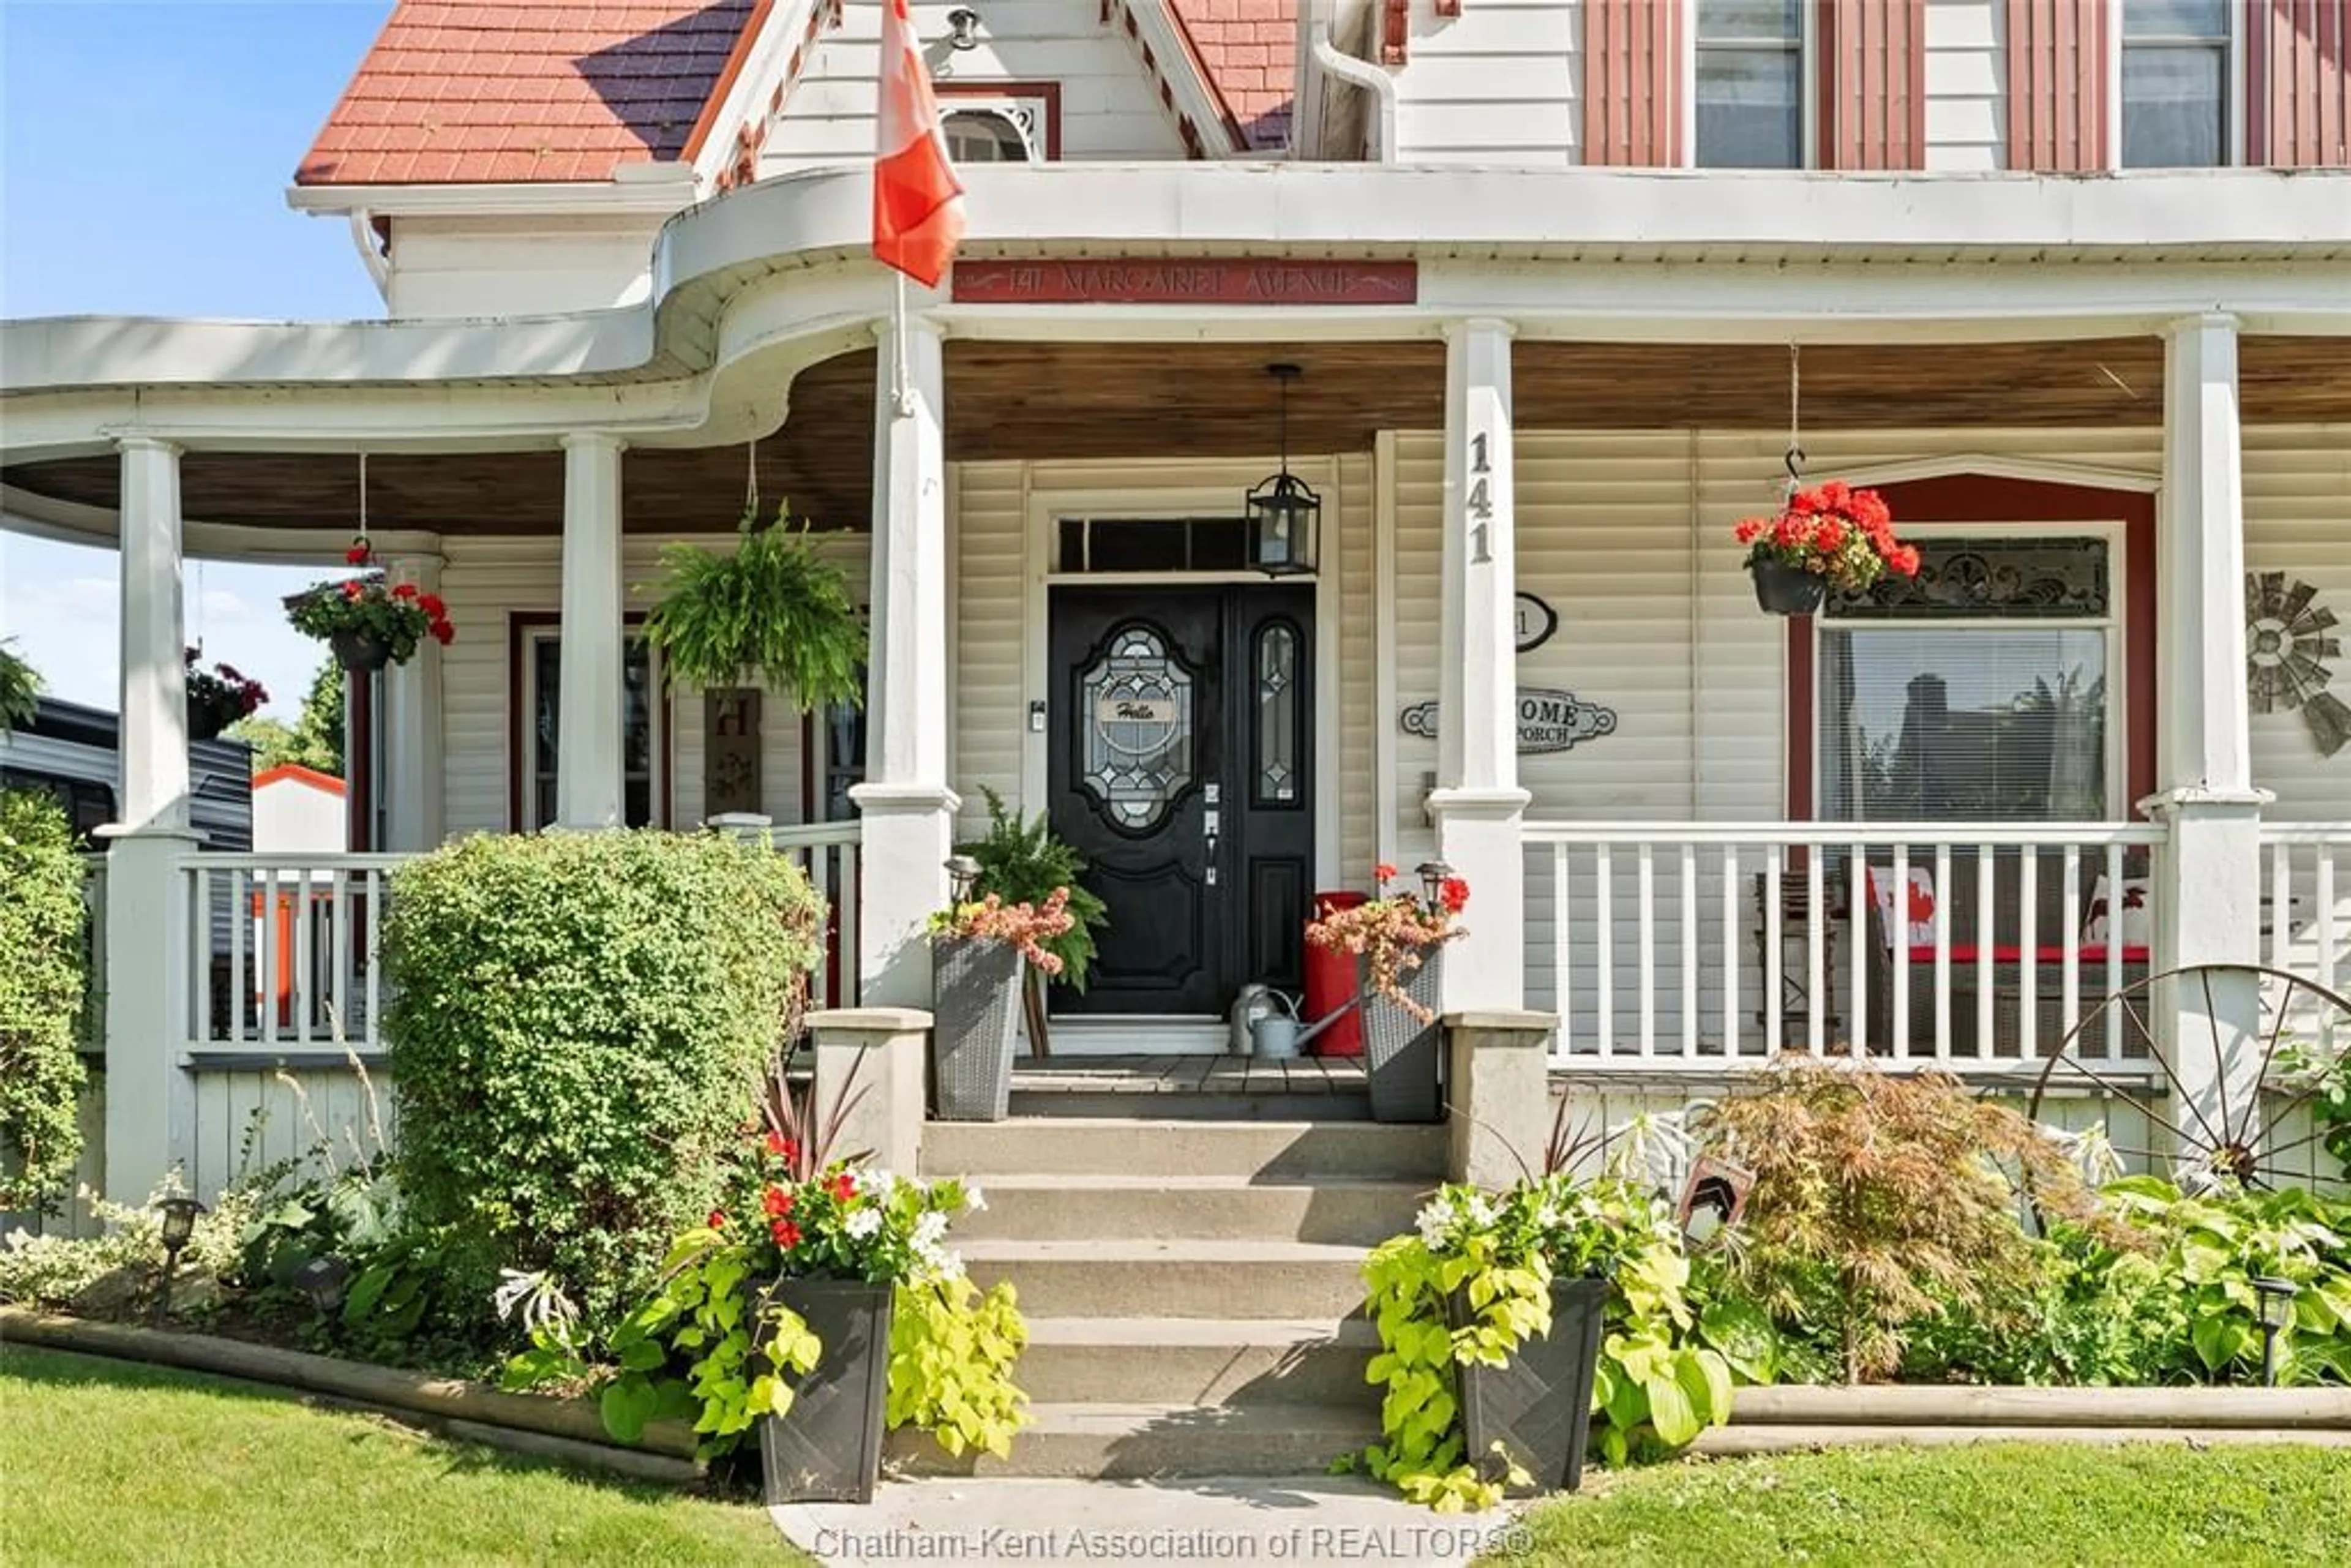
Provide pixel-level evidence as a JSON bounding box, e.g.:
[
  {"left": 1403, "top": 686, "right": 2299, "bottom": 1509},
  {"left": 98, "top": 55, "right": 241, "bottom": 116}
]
[{"left": 1903, "top": 943, "right": 2148, "bottom": 964}]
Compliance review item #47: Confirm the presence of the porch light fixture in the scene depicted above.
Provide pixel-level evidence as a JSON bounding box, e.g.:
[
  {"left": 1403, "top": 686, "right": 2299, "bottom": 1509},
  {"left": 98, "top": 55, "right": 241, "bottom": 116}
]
[
  {"left": 946, "top": 854, "right": 983, "bottom": 901},
  {"left": 2253, "top": 1275, "right": 2300, "bottom": 1385},
  {"left": 1415, "top": 861, "right": 1453, "bottom": 907},
  {"left": 945, "top": 7, "right": 981, "bottom": 50},
  {"left": 152, "top": 1196, "right": 206, "bottom": 1321},
  {"left": 1247, "top": 363, "right": 1319, "bottom": 577},
  {"left": 1676, "top": 1155, "right": 1756, "bottom": 1249}
]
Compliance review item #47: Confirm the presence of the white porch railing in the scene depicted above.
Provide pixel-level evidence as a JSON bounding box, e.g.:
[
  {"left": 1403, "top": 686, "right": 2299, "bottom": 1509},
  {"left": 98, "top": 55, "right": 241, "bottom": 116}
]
[
  {"left": 179, "top": 827, "right": 864, "bottom": 1059},
  {"left": 1523, "top": 822, "right": 2170, "bottom": 1070},
  {"left": 2263, "top": 824, "right": 2351, "bottom": 1013}
]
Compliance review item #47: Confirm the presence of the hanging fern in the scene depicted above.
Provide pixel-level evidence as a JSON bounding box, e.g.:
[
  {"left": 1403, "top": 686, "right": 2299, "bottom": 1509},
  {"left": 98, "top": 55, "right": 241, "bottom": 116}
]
[{"left": 642, "top": 504, "right": 866, "bottom": 709}]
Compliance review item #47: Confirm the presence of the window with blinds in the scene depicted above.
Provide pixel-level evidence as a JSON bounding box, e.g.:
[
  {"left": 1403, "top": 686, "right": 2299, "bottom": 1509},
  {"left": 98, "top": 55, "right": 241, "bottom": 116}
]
[
  {"left": 1694, "top": 0, "right": 1804, "bottom": 168},
  {"left": 1817, "top": 537, "right": 2117, "bottom": 823},
  {"left": 2122, "top": 0, "right": 2233, "bottom": 167}
]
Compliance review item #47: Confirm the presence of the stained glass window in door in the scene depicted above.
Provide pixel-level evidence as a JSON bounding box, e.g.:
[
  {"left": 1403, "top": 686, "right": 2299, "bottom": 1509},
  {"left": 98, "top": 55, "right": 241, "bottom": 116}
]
[
  {"left": 1079, "top": 626, "right": 1193, "bottom": 830},
  {"left": 1254, "top": 621, "right": 1299, "bottom": 805}
]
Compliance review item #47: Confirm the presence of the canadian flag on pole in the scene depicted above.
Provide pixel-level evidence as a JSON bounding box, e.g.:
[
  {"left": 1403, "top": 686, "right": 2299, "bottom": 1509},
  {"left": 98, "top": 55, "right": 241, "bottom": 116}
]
[{"left": 872, "top": 0, "right": 966, "bottom": 287}]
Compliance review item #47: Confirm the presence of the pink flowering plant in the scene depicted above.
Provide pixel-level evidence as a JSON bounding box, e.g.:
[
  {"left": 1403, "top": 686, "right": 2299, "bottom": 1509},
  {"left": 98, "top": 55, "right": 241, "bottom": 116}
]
[
  {"left": 184, "top": 649, "right": 267, "bottom": 735},
  {"left": 1734, "top": 480, "right": 1921, "bottom": 595},
  {"left": 928, "top": 888, "right": 1079, "bottom": 975},
  {"left": 1305, "top": 863, "right": 1469, "bottom": 1020}
]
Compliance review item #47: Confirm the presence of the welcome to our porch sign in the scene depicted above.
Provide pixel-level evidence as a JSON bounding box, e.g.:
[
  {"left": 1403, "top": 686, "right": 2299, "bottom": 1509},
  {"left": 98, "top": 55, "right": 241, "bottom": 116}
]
[{"left": 1399, "top": 689, "right": 1618, "bottom": 755}]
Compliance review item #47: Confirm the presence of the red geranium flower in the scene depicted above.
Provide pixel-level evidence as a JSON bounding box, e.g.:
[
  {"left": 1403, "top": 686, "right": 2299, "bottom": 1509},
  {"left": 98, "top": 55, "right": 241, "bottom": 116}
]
[
  {"left": 341, "top": 579, "right": 364, "bottom": 601},
  {"left": 391, "top": 582, "right": 418, "bottom": 601},
  {"left": 430, "top": 620, "right": 455, "bottom": 645},
  {"left": 826, "top": 1172, "right": 855, "bottom": 1203},
  {"left": 707, "top": 1209, "right": 726, "bottom": 1228},
  {"left": 345, "top": 543, "right": 371, "bottom": 565},
  {"left": 761, "top": 1185, "right": 793, "bottom": 1217},
  {"left": 771, "top": 1218, "right": 801, "bottom": 1250},
  {"left": 765, "top": 1131, "right": 792, "bottom": 1158},
  {"left": 1439, "top": 876, "right": 1470, "bottom": 915},
  {"left": 419, "top": 593, "right": 446, "bottom": 618},
  {"left": 1374, "top": 861, "right": 1398, "bottom": 883}
]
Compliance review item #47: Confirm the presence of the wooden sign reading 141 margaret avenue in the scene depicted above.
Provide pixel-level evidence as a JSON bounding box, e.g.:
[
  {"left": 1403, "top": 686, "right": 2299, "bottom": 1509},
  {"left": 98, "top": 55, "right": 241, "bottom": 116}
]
[{"left": 951, "top": 258, "right": 1419, "bottom": 306}]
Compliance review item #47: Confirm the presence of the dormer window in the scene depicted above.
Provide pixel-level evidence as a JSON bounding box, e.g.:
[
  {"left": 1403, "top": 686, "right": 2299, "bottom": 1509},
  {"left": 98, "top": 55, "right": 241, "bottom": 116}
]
[
  {"left": 932, "top": 86, "right": 1057, "bottom": 162},
  {"left": 2121, "top": 0, "right": 2232, "bottom": 168},
  {"left": 1693, "top": 1, "right": 1805, "bottom": 169},
  {"left": 943, "top": 108, "right": 1032, "bottom": 163}
]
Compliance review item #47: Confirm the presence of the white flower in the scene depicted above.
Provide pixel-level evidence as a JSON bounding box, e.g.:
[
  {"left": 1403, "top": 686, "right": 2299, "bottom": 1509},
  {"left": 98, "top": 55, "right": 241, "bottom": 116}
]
[
  {"left": 855, "top": 1167, "right": 895, "bottom": 1196},
  {"left": 844, "top": 1207, "right": 884, "bottom": 1240},
  {"left": 913, "top": 1210, "right": 949, "bottom": 1249},
  {"left": 963, "top": 1182, "right": 987, "bottom": 1214},
  {"left": 1414, "top": 1196, "right": 1457, "bottom": 1248}
]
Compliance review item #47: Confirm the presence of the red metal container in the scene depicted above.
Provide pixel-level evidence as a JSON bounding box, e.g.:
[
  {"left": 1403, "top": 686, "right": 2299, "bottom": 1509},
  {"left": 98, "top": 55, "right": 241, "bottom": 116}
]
[{"left": 1304, "top": 891, "right": 1367, "bottom": 1057}]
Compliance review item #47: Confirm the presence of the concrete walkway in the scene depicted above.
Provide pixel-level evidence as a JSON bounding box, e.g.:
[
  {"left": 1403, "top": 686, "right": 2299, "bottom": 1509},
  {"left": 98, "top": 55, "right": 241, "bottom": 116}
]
[{"left": 771, "top": 1476, "right": 1534, "bottom": 1566}]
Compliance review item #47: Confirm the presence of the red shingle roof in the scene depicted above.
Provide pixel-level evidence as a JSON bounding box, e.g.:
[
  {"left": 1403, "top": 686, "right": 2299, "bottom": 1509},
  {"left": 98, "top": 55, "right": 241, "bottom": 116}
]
[
  {"left": 1171, "top": 1, "right": 1296, "bottom": 152},
  {"left": 296, "top": 1, "right": 761, "bottom": 187}
]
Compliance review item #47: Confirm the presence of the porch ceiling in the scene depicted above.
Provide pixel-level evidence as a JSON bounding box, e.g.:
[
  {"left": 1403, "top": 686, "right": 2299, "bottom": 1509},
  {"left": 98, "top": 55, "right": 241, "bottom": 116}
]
[{"left": 4, "top": 336, "right": 2344, "bottom": 536}]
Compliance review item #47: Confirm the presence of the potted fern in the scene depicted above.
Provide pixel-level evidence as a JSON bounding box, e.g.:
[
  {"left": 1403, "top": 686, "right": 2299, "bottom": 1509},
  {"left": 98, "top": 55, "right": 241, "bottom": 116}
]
[
  {"left": 956, "top": 788, "right": 1109, "bottom": 1056},
  {"left": 640, "top": 501, "right": 866, "bottom": 708}
]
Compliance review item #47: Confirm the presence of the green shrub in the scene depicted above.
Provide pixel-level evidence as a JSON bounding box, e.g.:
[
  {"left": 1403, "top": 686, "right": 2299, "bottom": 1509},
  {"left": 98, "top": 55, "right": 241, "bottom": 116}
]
[
  {"left": 381, "top": 830, "right": 823, "bottom": 1316},
  {"left": 0, "top": 790, "right": 89, "bottom": 1212}
]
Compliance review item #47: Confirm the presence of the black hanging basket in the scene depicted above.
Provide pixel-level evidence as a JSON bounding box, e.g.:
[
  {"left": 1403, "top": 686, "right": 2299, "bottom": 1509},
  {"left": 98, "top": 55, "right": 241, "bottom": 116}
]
[
  {"left": 1449, "top": 1274, "right": 1608, "bottom": 1495},
  {"left": 1750, "top": 560, "right": 1828, "bottom": 617},
  {"left": 1359, "top": 950, "right": 1444, "bottom": 1124},
  {"left": 186, "top": 696, "right": 241, "bottom": 743},
  {"left": 329, "top": 629, "right": 394, "bottom": 673},
  {"left": 758, "top": 1277, "right": 895, "bottom": 1505}
]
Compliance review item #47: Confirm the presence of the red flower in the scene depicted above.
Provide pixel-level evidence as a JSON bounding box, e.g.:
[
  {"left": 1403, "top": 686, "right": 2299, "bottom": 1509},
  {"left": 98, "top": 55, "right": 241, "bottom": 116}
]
[
  {"left": 1439, "top": 877, "right": 1470, "bottom": 915},
  {"left": 826, "top": 1172, "right": 855, "bottom": 1203},
  {"left": 391, "top": 582, "right": 418, "bottom": 601},
  {"left": 341, "top": 580, "right": 364, "bottom": 601},
  {"left": 1734, "top": 518, "right": 1764, "bottom": 545},
  {"left": 765, "top": 1131, "right": 793, "bottom": 1159},
  {"left": 419, "top": 593, "right": 446, "bottom": 618},
  {"left": 761, "top": 1185, "right": 793, "bottom": 1217},
  {"left": 430, "top": 620, "right": 455, "bottom": 646},
  {"left": 707, "top": 1209, "right": 726, "bottom": 1228},
  {"left": 770, "top": 1218, "right": 802, "bottom": 1250},
  {"left": 1374, "top": 861, "right": 1398, "bottom": 883},
  {"left": 345, "top": 544, "right": 371, "bottom": 565}
]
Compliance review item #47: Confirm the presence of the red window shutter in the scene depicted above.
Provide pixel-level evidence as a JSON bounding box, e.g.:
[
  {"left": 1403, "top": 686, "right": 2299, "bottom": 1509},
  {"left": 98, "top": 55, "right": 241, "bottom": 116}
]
[
  {"left": 2006, "top": 0, "right": 2110, "bottom": 170},
  {"left": 2250, "top": 0, "right": 2351, "bottom": 166},
  {"left": 1582, "top": 0, "right": 1681, "bottom": 165},
  {"left": 1819, "top": 0, "right": 1927, "bottom": 168}
]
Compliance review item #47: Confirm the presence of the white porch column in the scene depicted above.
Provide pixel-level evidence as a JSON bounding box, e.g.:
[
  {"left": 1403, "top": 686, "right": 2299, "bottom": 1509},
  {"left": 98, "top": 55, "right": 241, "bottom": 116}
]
[
  {"left": 2146, "top": 313, "right": 2269, "bottom": 1166},
  {"left": 1428, "top": 318, "right": 1529, "bottom": 1012},
  {"left": 381, "top": 550, "right": 445, "bottom": 852},
  {"left": 555, "top": 434, "right": 626, "bottom": 829},
  {"left": 850, "top": 310, "right": 958, "bottom": 1008},
  {"left": 104, "top": 436, "right": 198, "bottom": 1201}
]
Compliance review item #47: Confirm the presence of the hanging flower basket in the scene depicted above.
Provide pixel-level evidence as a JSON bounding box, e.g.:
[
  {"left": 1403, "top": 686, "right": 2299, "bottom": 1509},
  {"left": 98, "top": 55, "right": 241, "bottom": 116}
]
[
  {"left": 1736, "top": 481, "right": 1919, "bottom": 617},
  {"left": 287, "top": 541, "right": 454, "bottom": 670},
  {"left": 641, "top": 501, "right": 866, "bottom": 709},
  {"left": 184, "top": 650, "right": 266, "bottom": 741}
]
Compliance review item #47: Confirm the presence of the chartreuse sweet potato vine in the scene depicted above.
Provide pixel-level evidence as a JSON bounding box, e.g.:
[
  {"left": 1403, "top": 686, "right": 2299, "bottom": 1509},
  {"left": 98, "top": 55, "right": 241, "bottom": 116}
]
[{"left": 1351, "top": 1176, "right": 1772, "bottom": 1511}]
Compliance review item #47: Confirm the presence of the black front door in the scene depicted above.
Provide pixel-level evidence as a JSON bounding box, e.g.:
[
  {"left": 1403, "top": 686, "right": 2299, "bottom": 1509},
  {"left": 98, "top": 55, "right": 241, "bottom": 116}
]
[{"left": 1049, "top": 585, "right": 1314, "bottom": 1016}]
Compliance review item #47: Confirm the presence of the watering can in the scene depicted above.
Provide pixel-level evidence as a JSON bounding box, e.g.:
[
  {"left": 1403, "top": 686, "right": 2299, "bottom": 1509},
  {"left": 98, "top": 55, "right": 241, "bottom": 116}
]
[{"left": 1249, "top": 991, "right": 1362, "bottom": 1060}]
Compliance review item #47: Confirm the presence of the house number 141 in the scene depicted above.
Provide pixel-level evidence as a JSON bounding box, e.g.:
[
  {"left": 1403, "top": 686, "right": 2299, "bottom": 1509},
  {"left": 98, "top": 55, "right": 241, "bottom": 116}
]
[{"left": 1468, "top": 430, "right": 1493, "bottom": 563}]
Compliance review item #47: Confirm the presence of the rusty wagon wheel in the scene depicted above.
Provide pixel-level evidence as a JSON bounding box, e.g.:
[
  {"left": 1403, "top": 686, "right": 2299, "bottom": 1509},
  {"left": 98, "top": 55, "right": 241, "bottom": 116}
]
[{"left": 2027, "top": 962, "right": 2351, "bottom": 1195}]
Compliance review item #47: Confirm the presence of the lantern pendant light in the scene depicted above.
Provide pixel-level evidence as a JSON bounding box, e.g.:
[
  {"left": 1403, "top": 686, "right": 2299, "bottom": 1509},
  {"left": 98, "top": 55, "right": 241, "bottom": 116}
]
[{"left": 1247, "top": 363, "right": 1319, "bottom": 576}]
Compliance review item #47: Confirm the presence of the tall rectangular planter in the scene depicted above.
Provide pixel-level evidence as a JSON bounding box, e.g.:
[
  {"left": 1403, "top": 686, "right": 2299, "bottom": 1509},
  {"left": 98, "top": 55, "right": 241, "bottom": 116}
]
[
  {"left": 1450, "top": 1274, "right": 1608, "bottom": 1495},
  {"left": 759, "top": 1277, "right": 895, "bottom": 1506},
  {"left": 931, "top": 937, "right": 1022, "bottom": 1121},
  {"left": 1360, "top": 951, "right": 1443, "bottom": 1124}
]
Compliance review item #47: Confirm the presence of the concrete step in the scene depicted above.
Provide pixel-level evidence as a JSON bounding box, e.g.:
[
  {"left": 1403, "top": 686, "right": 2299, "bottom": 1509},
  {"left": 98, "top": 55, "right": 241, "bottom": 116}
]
[
  {"left": 962, "top": 1240, "right": 1372, "bottom": 1320},
  {"left": 1006, "top": 1090, "right": 1374, "bottom": 1122},
  {"left": 956, "top": 1174, "right": 1430, "bottom": 1246},
  {"left": 925, "top": 1118, "right": 1447, "bottom": 1182},
  {"left": 888, "top": 1401, "right": 1381, "bottom": 1479},
  {"left": 1014, "top": 1317, "right": 1381, "bottom": 1409}
]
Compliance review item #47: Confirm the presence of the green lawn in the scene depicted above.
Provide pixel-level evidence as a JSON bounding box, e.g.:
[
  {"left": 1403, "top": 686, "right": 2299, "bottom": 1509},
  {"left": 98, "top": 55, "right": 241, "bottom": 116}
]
[
  {"left": 1494, "top": 1442, "right": 2351, "bottom": 1567},
  {"left": 0, "top": 1345, "right": 803, "bottom": 1567}
]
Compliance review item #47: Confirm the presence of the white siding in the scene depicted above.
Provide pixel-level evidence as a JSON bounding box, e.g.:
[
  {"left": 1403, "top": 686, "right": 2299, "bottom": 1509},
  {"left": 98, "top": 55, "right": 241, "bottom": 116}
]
[
  {"left": 1922, "top": 0, "right": 2008, "bottom": 171},
  {"left": 1392, "top": 0, "right": 1581, "bottom": 164},
  {"left": 763, "top": 2, "right": 1187, "bottom": 170},
  {"left": 2244, "top": 429, "right": 2351, "bottom": 823},
  {"left": 437, "top": 533, "right": 866, "bottom": 839},
  {"left": 952, "top": 459, "right": 1028, "bottom": 837},
  {"left": 383, "top": 216, "right": 667, "bottom": 320}
]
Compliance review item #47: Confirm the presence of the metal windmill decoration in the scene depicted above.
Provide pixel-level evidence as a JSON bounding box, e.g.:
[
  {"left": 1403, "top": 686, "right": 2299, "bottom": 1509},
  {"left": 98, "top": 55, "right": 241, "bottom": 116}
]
[{"left": 2246, "top": 571, "right": 2350, "bottom": 757}]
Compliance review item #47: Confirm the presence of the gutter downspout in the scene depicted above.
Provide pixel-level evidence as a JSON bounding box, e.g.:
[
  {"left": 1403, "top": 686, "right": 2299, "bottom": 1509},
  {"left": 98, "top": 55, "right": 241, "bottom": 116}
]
[
  {"left": 347, "top": 209, "right": 392, "bottom": 301},
  {"left": 1308, "top": 9, "right": 1397, "bottom": 162}
]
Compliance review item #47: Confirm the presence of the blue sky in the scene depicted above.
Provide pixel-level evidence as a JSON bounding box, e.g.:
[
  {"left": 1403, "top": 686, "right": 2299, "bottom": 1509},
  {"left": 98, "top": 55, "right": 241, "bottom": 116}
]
[{"left": 2, "top": 1, "right": 392, "bottom": 718}]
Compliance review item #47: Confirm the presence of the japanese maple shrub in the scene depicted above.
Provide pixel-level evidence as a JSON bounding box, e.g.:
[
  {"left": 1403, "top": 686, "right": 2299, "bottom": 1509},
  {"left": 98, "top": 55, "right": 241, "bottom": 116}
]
[{"left": 381, "top": 830, "right": 823, "bottom": 1315}]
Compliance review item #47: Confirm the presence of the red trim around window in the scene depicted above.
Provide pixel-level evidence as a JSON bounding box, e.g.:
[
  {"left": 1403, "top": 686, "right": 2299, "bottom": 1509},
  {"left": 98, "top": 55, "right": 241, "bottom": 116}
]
[
  {"left": 1783, "top": 474, "right": 2158, "bottom": 822},
  {"left": 504, "top": 611, "right": 670, "bottom": 831},
  {"left": 934, "top": 81, "right": 1063, "bottom": 160}
]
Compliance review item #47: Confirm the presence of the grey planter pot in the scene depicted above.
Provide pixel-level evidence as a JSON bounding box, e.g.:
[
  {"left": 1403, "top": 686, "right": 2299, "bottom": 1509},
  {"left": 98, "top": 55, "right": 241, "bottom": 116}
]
[
  {"left": 758, "top": 1277, "right": 894, "bottom": 1505},
  {"left": 932, "top": 936, "right": 1023, "bottom": 1121},
  {"left": 1360, "top": 950, "right": 1443, "bottom": 1124},
  {"left": 1450, "top": 1274, "right": 1608, "bottom": 1495}
]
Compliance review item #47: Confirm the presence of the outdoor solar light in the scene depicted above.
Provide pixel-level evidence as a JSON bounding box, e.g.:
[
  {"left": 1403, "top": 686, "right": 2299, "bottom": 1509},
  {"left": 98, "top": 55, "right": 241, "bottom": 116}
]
[
  {"left": 153, "top": 1196, "right": 206, "bottom": 1321},
  {"left": 294, "top": 1255, "right": 353, "bottom": 1316},
  {"left": 945, "top": 8, "right": 981, "bottom": 50},
  {"left": 946, "top": 854, "right": 983, "bottom": 901},
  {"left": 2252, "top": 1275, "right": 2300, "bottom": 1385},
  {"left": 1247, "top": 364, "right": 1320, "bottom": 577},
  {"left": 1676, "top": 1155, "right": 1755, "bottom": 1248},
  {"left": 1415, "top": 861, "right": 1453, "bottom": 907}
]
